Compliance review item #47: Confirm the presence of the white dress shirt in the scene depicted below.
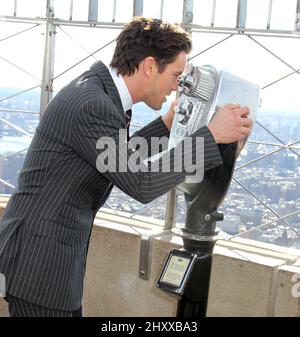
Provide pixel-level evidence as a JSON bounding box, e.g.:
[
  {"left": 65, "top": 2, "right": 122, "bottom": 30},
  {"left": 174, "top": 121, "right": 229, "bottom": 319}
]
[{"left": 108, "top": 66, "right": 133, "bottom": 113}]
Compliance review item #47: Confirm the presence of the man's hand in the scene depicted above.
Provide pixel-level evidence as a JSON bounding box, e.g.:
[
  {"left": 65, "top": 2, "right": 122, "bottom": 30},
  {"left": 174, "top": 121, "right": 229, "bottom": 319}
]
[
  {"left": 207, "top": 104, "right": 253, "bottom": 144},
  {"left": 162, "top": 99, "right": 178, "bottom": 130}
]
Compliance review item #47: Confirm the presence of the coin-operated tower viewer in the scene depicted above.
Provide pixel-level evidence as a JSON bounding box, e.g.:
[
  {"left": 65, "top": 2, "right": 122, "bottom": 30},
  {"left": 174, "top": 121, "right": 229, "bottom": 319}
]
[{"left": 157, "top": 64, "right": 261, "bottom": 317}]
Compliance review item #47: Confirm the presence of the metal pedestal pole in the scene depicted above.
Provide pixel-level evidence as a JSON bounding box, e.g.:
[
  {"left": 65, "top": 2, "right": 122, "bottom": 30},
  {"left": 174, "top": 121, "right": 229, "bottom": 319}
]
[{"left": 176, "top": 211, "right": 223, "bottom": 317}]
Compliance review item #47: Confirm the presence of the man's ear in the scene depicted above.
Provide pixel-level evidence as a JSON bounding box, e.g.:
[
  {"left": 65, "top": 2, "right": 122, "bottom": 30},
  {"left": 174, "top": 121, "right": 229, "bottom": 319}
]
[{"left": 142, "top": 56, "right": 156, "bottom": 77}]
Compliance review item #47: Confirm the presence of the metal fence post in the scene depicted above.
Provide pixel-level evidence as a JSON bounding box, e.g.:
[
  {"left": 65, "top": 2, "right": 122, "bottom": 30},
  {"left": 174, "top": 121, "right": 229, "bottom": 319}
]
[
  {"left": 163, "top": 188, "right": 178, "bottom": 230},
  {"left": 182, "top": 0, "right": 193, "bottom": 32},
  {"left": 40, "top": 0, "right": 56, "bottom": 116},
  {"left": 296, "top": 0, "right": 300, "bottom": 32},
  {"left": 237, "top": 0, "right": 247, "bottom": 29},
  {"left": 163, "top": 0, "right": 194, "bottom": 231},
  {"left": 133, "top": 0, "right": 143, "bottom": 17},
  {"left": 88, "top": 0, "right": 98, "bottom": 22}
]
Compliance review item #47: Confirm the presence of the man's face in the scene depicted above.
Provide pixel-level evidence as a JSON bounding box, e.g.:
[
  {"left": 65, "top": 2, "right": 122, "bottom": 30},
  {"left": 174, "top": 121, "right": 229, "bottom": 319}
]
[{"left": 145, "top": 51, "right": 188, "bottom": 110}]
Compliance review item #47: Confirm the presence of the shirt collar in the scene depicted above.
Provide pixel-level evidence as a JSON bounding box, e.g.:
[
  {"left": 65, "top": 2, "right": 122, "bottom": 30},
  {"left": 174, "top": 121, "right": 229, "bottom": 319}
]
[{"left": 108, "top": 66, "right": 133, "bottom": 113}]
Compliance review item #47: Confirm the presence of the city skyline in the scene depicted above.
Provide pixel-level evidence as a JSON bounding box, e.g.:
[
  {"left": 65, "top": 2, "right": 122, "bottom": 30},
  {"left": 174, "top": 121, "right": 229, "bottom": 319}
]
[
  {"left": 0, "top": 1, "right": 299, "bottom": 250},
  {"left": 0, "top": 87, "right": 299, "bottom": 250}
]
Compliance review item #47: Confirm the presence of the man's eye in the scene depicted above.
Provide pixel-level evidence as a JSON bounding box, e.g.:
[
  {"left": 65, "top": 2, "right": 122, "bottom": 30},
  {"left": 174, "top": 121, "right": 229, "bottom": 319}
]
[{"left": 177, "top": 75, "right": 183, "bottom": 83}]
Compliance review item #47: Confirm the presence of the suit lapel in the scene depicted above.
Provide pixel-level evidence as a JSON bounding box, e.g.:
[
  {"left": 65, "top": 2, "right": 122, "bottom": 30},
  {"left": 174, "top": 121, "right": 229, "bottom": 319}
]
[{"left": 90, "top": 61, "right": 124, "bottom": 117}]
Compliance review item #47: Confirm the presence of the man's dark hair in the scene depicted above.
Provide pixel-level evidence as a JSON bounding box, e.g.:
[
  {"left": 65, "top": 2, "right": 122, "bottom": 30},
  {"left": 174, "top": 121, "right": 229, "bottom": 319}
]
[{"left": 110, "top": 17, "right": 192, "bottom": 76}]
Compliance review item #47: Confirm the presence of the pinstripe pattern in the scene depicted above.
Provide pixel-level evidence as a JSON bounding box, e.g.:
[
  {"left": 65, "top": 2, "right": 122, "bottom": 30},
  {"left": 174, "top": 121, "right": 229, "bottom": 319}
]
[
  {"left": 0, "top": 61, "right": 222, "bottom": 312},
  {"left": 5, "top": 294, "right": 82, "bottom": 317}
]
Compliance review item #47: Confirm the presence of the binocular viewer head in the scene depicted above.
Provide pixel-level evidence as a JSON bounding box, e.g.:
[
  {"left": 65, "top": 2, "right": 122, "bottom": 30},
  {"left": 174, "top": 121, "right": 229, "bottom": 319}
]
[{"left": 169, "top": 64, "right": 261, "bottom": 240}]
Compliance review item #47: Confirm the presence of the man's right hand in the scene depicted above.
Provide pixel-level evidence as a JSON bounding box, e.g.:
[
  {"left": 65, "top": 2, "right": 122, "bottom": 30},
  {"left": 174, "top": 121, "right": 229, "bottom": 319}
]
[{"left": 207, "top": 104, "right": 253, "bottom": 144}]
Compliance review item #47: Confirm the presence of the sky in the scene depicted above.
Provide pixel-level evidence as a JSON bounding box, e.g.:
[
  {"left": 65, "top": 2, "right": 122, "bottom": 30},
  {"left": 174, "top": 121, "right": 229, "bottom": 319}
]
[{"left": 0, "top": 0, "right": 300, "bottom": 112}]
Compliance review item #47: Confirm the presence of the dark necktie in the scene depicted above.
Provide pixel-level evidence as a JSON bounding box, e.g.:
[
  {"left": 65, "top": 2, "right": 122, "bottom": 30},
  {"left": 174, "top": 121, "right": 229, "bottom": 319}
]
[{"left": 125, "top": 109, "right": 132, "bottom": 141}]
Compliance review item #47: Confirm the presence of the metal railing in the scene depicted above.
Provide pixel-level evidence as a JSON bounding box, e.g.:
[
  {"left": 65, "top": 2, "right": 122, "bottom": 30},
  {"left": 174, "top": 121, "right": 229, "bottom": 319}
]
[{"left": 0, "top": 0, "right": 299, "bottom": 248}]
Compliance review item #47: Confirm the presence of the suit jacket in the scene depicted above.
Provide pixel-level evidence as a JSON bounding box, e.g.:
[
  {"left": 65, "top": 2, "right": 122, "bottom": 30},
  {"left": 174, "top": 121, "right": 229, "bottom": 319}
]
[{"left": 0, "top": 61, "right": 222, "bottom": 311}]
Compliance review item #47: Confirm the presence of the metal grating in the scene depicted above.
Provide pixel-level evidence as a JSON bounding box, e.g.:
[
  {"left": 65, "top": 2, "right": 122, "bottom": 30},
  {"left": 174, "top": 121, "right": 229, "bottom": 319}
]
[{"left": 0, "top": 0, "right": 299, "bottom": 249}]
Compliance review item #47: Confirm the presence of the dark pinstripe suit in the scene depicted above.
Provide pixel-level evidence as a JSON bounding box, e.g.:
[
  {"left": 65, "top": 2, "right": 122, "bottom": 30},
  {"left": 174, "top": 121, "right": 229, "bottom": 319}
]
[{"left": 0, "top": 61, "right": 222, "bottom": 312}]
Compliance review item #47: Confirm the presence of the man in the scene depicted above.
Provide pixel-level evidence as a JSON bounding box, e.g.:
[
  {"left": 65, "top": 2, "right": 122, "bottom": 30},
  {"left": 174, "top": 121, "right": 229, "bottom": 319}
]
[{"left": 0, "top": 17, "right": 252, "bottom": 316}]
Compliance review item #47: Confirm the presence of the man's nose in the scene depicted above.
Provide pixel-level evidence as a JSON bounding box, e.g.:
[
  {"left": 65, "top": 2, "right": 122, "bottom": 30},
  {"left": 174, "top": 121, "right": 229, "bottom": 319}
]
[{"left": 171, "top": 79, "right": 178, "bottom": 91}]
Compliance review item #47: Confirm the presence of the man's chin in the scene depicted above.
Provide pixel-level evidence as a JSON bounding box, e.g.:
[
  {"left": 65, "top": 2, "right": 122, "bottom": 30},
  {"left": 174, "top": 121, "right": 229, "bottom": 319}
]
[{"left": 146, "top": 102, "right": 162, "bottom": 111}]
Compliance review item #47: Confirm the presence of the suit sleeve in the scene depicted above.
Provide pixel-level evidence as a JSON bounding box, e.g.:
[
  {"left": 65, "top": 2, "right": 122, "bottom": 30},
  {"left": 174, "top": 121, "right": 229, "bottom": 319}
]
[
  {"left": 71, "top": 98, "right": 223, "bottom": 204},
  {"left": 129, "top": 116, "right": 170, "bottom": 159}
]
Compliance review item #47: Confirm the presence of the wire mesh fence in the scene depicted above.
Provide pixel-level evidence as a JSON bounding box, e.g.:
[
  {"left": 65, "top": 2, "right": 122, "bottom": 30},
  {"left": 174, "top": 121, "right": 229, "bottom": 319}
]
[{"left": 0, "top": 0, "right": 299, "bottom": 249}]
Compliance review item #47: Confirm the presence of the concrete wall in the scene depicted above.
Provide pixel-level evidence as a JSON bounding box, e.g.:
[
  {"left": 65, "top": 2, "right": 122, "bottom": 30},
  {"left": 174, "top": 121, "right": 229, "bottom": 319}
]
[
  {"left": 0, "top": 199, "right": 299, "bottom": 317},
  {"left": 82, "top": 222, "right": 300, "bottom": 317},
  {"left": 83, "top": 224, "right": 178, "bottom": 317},
  {"left": 206, "top": 243, "right": 299, "bottom": 316}
]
